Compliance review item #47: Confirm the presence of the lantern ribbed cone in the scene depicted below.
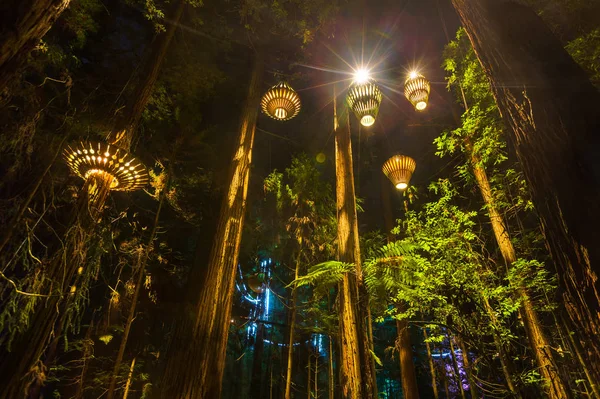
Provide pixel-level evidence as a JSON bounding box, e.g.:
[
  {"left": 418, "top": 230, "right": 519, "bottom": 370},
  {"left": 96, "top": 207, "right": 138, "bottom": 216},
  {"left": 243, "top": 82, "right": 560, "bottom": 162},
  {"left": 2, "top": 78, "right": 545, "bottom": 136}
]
[
  {"left": 346, "top": 79, "right": 383, "bottom": 127},
  {"left": 261, "top": 81, "right": 301, "bottom": 121},
  {"left": 63, "top": 141, "right": 149, "bottom": 191},
  {"left": 382, "top": 154, "right": 416, "bottom": 190},
  {"left": 404, "top": 74, "right": 431, "bottom": 111}
]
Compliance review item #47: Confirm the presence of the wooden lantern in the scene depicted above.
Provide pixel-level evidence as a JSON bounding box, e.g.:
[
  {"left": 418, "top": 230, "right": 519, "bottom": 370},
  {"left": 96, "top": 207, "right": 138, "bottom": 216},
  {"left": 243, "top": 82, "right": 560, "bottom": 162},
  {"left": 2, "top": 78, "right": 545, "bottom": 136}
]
[
  {"left": 382, "top": 154, "right": 416, "bottom": 190},
  {"left": 404, "top": 73, "right": 430, "bottom": 111},
  {"left": 63, "top": 141, "right": 149, "bottom": 191},
  {"left": 346, "top": 79, "right": 383, "bottom": 127},
  {"left": 261, "top": 81, "right": 301, "bottom": 121}
]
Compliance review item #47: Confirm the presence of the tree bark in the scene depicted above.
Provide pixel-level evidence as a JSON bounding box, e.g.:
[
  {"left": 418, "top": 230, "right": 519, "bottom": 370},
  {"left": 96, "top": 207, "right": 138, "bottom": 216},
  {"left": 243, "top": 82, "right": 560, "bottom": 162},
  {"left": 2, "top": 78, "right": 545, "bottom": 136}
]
[
  {"left": 158, "top": 51, "right": 264, "bottom": 398},
  {"left": 448, "top": 336, "right": 466, "bottom": 399},
  {"left": 107, "top": 0, "right": 185, "bottom": 149},
  {"left": 285, "top": 254, "right": 301, "bottom": 399},
  {"left": 396, "top": 315, "right": 419, "bottom": 399},
  {"left": 0, "top": 0, "right": 71, "bottom": 91},
  {"left": 455, "top": 336, "right": 478, "bottom": 399},
  {"left": 334, "top": 93, "right": 377, "bottom": 398},
  {"left": 470, "top": 148, "right": 571, "bottom": 398},
  {"left": 382, "top": 175, "right": 420, "bottom": 399},
  {"left": 423, "top": 329, "right": 439, "bottom": 399},
  {"left": 122, "top": 357, "right": 136, "bottom": 399},
  {"left": 329, "top": 335, "right": 335, "bottom": 399},
  {"left": 451, "top": 0, "right": 600, "bottom": 367}
]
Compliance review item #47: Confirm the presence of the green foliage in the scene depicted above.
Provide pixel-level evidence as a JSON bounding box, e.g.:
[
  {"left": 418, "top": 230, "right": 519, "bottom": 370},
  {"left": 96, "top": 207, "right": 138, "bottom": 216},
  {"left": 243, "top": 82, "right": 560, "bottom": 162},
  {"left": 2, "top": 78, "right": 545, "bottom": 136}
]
[{"left": 566, "top": 28, "right": 600, "bottom": 86}]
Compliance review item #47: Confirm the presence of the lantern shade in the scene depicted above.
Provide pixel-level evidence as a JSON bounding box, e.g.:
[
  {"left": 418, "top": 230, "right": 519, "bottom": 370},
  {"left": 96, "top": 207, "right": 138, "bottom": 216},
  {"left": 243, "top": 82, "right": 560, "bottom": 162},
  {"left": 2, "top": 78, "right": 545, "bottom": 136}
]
[
  {"left": 404, "top": 73, "right": 431, "bottom": 111},
  {"left": 346, "top": 79, "right": 383, "bottom": 127},
  {"left": 261, "top": 81, "right": 301, "bottom": 121},
  {"left": 63, "top": 141, "right": 149, "bottom": 191},
  {"left": 382, "top": 154, "right": 416, "bottom": 190}
]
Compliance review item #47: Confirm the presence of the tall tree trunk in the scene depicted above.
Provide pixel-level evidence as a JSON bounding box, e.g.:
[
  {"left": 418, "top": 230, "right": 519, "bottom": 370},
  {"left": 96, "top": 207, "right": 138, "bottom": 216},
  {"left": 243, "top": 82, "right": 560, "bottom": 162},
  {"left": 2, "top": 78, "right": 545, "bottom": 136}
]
[
  {"left": 450, "top": 0, "right": 600, "bottom": 369},
  {"left": 448, "top": 336, "right": 466, "bottom": 399},
  {"left": 423, "top": 330, "right": 439, "bottom": 399},
  {"left": 329, "top": 335, "right": 335, "bottom": 399},
  {"left": 0, "top": 0, "right": 71, "bottom": 91},
  {"left": 333, "top": 92, "right": 377, "bottom": 398},
  {"left": 455, "top": 336, "right": 478, "bottom": 399},
  {"left": 285, "top": 254, "right": 302, "bottom": 399},
  {"left": 122, "top": 357, "right": 136, "bottom": 399},
  {"left": 159, "top": 51, "right": 264, "bottom": 398},
  {"left": 382, "top": 176, "right": 420, "bottom": 399},
  {"left": 560, "top": 314, "right": 600, "bottom": 399},
  {"left": 106, "top": 175, "right": 168, "bottom": 399},
  {"left": 107, "top": 0, "right": 185, "bottom": 150},
  {"left": 396, "top": 316, "right": 419, "bottom": 399},
  {"left": 470, "top": 148, "right": 570, "bottom": 398}
]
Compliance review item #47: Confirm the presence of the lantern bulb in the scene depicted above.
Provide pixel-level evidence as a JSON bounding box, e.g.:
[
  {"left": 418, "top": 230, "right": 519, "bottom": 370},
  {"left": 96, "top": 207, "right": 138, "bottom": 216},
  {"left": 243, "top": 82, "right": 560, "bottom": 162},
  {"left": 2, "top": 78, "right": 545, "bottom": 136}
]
[
  {"left": 416, "top": 101, "right": 427, "bottom": 111},
  {"left": 353, "top": 68, "right": 370, "bottom": 84},
  {"left": 360, "top": 115, "right": 375, "bottom": 127},
  {"left": 275, "top": 107, "right": 288, "bottom": 120},
  {"left": 409, "top": 71, "right": 419, "bottom": 80},
  {"left": 396, "top": 182, "right": 408, "bottom": 190}
]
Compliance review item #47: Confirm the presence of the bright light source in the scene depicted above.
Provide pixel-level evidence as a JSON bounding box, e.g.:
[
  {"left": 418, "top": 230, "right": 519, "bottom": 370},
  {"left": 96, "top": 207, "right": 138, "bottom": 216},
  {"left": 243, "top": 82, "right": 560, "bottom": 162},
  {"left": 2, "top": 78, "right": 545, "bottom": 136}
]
[
  {"left": 409, "top": 71, "right": 419, "bottom": 79},
  {"left": 416, "top": 101, "right": 427, "bottom": 111},
  {"left": 360, "top": 115, "right": 375, "bottom": 127},
  {"left": 353, "top": 68, "right": 370, "bottom": 84},
  {"left": 396, "top": 182, "right": 408, "bottom": 190}
]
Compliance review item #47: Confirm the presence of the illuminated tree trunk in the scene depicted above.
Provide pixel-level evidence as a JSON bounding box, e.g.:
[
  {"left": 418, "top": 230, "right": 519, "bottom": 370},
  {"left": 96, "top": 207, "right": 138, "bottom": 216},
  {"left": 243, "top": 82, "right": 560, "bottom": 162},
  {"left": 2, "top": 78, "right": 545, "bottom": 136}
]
[
  {"left": 329, "top": 335, "right": 335, "bottom": 399},
  {"left": 334, "top": 94, "right": 377, "bottom": 397},
  {"left": 423, "top": 330, "right": 439, "bottom": 399},
  {"left": 106, "top": 176, "right": 168, "bottom": 399},
  {"left": 0, "top": 173, "right": 114, "bottom": 398},
  {"left": 107, "top": 0, "right": 185, "bottom": 149},
  {"left": 396, "top": 316, "right": 419, "bottom": 399},
  {"left": 285, "top": 254, "right": 301, "bottom": 399},
  {"left": 122, "top": 357, "right": 136, "bottom": 399},
  {"left": 451, "top": 0, "right": 600, "bottom": 368},
  {"left": 159, "top": 51, "right": 263, "bottom": 398},
  {"left": 456, "top": 336, "right": 478, "bottom": 399},
  {"left": 448, "top": 336, "right": 466, "bottom": 399},
  {"left": 470, "top": 149, "right": 570, "bottom": 398},
  {"left": 382, "top": 177, "right": 419, "bottom": 399},
  {"left": 0, "top": 0, "right": 71, "bottom": 91}
]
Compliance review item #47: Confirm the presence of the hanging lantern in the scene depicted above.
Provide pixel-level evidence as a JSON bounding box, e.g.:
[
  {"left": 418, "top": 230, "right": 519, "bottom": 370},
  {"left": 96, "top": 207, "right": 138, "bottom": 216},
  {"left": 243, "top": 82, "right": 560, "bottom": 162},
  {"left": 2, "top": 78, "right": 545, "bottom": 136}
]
[
  {"left": 247, "top": 273, "right": 266, "bottom": 294},
  {"left": 382, "top": 154, "right": 416, "bottom": 190},
  {"left": 346, "top": 79, "right": 383, "bottom": 127},
  {"left": 404, "top": 72, "right": 431, "bottom": 111},
  {"left": 63, "top": 141, "right": 149, "bottom": 191},
  {"left": 261, "top": 81, "right": 301, "bottom": 121}
]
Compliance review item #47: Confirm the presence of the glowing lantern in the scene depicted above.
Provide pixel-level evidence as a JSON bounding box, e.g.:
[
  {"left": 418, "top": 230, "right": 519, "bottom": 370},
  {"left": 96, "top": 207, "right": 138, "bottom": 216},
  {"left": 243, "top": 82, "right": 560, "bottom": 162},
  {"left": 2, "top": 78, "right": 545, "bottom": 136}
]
[
  {"left": 261, "top": 81, "right": 301, "bottom": 121},
  {"left": 404, "top": 72, "right": 430, "bottom": 111},
  {"left": 346, "top": 79, "right": 383, "bottom": 127},
  {"left": 247, "top": 273, "right": 266, "bottom": 294},
  {"left": 63, "top": 141, "right": 149, "bottom": 191},
  {"left": 382, "top": 154, "right": 416, "bottom": 190}
]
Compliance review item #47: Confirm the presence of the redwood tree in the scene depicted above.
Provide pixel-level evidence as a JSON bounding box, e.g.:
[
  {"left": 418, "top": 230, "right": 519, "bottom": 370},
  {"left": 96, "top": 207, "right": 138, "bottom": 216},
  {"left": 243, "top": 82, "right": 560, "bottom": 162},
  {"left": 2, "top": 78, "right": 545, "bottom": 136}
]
[
  {"left": 450, "top": 0, "right": 600, "bottom": 366},
  {"left": 0, "top": 0, "right": 71, "bottom": 91}
]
